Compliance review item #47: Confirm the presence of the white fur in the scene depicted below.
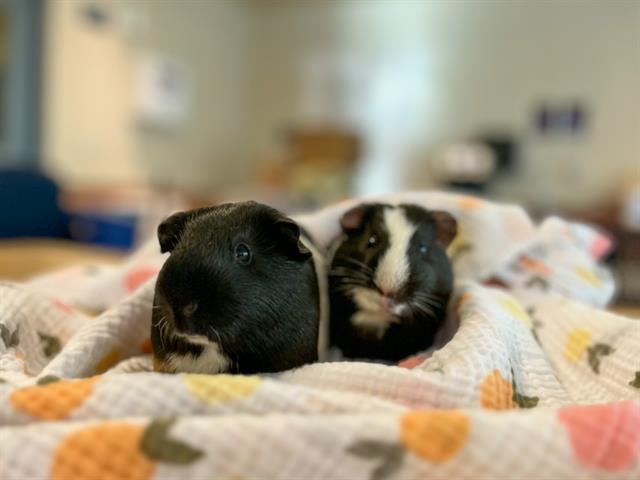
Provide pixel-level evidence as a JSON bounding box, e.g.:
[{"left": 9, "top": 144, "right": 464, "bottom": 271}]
[
  {"left": 352, "top": 287, "right": 384, "bottom": 312},
  {"left": 165, "top": 334, "right": 230, "bottom": 374},
  {"left": 173, "top": 332, "right": 210, "bottom": 346},
  {"left": 375, "top": 208, "right": 416, "bottom": 295},
  {"left": 351, "top": 310, "right": 392, "bottom": 339},
  {"left": 350, "top": 287, "right": 402, "bottom": 337}
]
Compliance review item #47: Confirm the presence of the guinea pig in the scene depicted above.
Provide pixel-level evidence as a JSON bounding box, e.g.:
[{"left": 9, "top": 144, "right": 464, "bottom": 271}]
[
  {"left": 328, "top": 203, "right": 457, "bottom": 363},
  {"left": 151, "top": 201, "right": 321, "bottom": 374}
]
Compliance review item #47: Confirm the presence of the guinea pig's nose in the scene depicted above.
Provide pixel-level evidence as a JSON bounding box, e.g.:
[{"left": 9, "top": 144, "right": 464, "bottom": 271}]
[
  {"left": 171, "top": 301, "right": 199, "bottom": 333},
  {"left": 381, "top": 296, "right": 392, "bottom": 311},
  {"left": 182, "top": 301, "right": 198, "bottom": 318},
  {"left": 376, "top": 283, "right": 391, "bottom": 297}
]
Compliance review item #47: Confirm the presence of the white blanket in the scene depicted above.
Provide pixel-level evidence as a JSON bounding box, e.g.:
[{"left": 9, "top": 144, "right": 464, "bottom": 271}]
[{"left": 1, "top": 191, "right": 639, "bottom": 480}]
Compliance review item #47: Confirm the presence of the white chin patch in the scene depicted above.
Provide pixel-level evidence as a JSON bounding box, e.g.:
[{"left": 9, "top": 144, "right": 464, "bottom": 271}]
[
  {"left": 351, "top": 287, "right": 384, "bottom": 312},
  {"left": 375, "top": 208, "right": 415, "bottom": 295},
  {"left": 351, "top": 311, "right": 393, "bottom": 339},
  {"left": 350, "top": 287, "right": 396, "bottom": 337},
  {"left": 166, "top": 333, "right": 230, "bottom": 374}
]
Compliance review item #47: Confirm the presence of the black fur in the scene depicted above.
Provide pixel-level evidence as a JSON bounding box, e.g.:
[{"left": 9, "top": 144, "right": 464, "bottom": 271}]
[
  {"left": 151, "top": 201, "right": 319, "bottom": 374},
  {"left": 329, "top": 203, "right": 456, "bottom": 362}
]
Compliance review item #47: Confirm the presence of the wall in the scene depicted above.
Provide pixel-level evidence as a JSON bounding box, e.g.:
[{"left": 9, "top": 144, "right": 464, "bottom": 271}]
[
  {"left": 247, "top": 0, "right": 640, "bottom": 208},
  {"left": 42, "top": 0, "right": 250, "bottom": 191},
  {"left": 42, "top": 0, "right": 138, "bottom": 186},
  {"left": 42, "top": 0, "right": 640, "bottom": 208},
  {"left": 133, "top": 0, "right": 250, "bottom": 192}
]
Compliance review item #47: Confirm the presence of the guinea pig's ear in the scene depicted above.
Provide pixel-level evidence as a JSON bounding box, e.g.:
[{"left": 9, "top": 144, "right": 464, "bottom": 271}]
[
  {"left": 431, "top": 210, "right": 458, "bottom": 248},
  {"left": 275, "top": 218, "right": 312, "bottom": 261},
  {"left": 340, "top": 205, "right": 367, "bottom": 234},
  {"left": 157, "top": 210, "right": 195, "bottom": 253}
]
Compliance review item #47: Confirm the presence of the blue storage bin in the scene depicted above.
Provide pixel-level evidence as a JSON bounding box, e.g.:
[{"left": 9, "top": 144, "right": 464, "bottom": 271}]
[{"left": 68, "top": 212, "right": 138, "bottom": 250}]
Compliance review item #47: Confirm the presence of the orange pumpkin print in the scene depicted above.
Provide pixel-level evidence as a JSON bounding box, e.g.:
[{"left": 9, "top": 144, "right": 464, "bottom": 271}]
[
  {"left": 458, "top": 196, "right": 484, "bottom": 210},
  {"left": 457, "top": 292, "right": 473, "bottom": 311},
  {"left": 480, "top": 370, "right": 516, "bottom": 410},
  {"left": 52, "top": 418, "right": 203, "bottom": 480},
  {"left": 95, "top": 349, "right": 121, "bottom": 374},
  {"left": 11, "top": 377, "right": 99, "bottom": 420},
  {"left": 519, "top": 256, "right": 551, "bottom": 276},
  {"left": 401, "top": 410, "right": 471, "bottom": 463},
  {"left": 52, "top": 423, "right": 154, "bottom": 480}
]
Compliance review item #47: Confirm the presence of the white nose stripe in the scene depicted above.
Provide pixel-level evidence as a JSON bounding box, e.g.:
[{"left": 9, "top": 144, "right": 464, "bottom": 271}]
[{"left": 375, "top": 208, "right": 415, "bottom": 294}]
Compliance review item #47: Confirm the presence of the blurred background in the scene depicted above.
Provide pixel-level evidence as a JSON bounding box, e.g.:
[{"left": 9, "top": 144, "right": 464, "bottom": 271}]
[{"left": 0, "top": 0, "right": 638, "bottom": 305}]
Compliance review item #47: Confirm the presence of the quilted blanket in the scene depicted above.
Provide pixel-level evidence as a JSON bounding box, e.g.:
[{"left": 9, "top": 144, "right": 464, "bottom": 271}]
[{"left": 1, "top": 191, "right": 639, "bottom": 480}]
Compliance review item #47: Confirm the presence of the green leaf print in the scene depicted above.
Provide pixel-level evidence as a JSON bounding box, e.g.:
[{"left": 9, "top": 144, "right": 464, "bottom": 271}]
[
  {"left": 347, "top": 440, "right": 406, "bottom": 480},
  {"left": 37, "top": 375, "right": 61, "bottom": 386},
  {"left": 38, "top": 332, "right": 62, "bottom": 358},
  {"left": 513, "top": 390, "right": 540, "bottom": 408},
  {"left": 141, "top": 417, "right": 204, "bottom": 465},
  {"left": 510, "top": 368, "right": 539, "bottom": 408},
  {"left": 587, "top": 343, "right": 614, "bottom": 374},
  {"left": 0, "top": 324, "right": 19, "bottom": 348}
]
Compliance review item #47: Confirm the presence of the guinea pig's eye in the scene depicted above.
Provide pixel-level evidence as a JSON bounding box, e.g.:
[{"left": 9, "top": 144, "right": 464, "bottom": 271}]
[
  {"left": 234, "top": 243, "right": 252, "bottom": 265},
  {"left": 367, "top": 235, "right": 378, "bottom": 248},
  {"left": 419, "top": 245, "right": 428, "bottom": 255}
]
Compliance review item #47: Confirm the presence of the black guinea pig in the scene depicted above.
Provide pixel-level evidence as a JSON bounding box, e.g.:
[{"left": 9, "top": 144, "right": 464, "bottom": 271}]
[
  {"left": 328, "top": 203, "right": 457, "bottom": 363},
  {"left": 151, "top": 201, "right": 321, "bottom": 374}
]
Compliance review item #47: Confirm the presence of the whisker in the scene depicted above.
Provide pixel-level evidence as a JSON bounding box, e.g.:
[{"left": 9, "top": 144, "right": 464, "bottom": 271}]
[
  {"left": 413, "top": 290, "right": 442, "bottom": 299},
  {"left": 329, "top": 269, "right": 370, "bottom": 280},
  {"left": 330, "top": 276, "right": 370, "bottom": 285},
  {"left": 209, "top": 326, "right": 225, "bottom": 357},
  {"left": 413, "top": 292, "right": 446, "bottom": 306},
  {"left": 413, "top": 290, "right": 447, "bottom": 300},
  {"left": 330, "top": 274, "right": 370, "bottom": 285},
  {"left": 333, "top": 257, "right": 374, "bottom": 274},
  {"left": 416, "top": 298, "right": 444, "bottom": 310},
  {"left": 335, "top": 285, "right": 356, "bottom": 295},
  {"left": 412, "top": 302, "right": 437, "bottom": 318},
  {"left": 333, "top": 281, "right": 370, "bottom": 290},
  {"left": 158, "top": 315, "right": 168, "bottom": 350},
  {"left": 333, "top": 276, "right": 369, "bottom": 283}
]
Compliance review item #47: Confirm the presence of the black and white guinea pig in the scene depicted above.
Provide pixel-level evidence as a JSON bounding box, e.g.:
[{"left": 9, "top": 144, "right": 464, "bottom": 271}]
[
  {"left": 328, "top": 203, "right": 457, "bottom": 362},
  {"left": 151, "top": 201, "right": 323, "bottom": 375}
]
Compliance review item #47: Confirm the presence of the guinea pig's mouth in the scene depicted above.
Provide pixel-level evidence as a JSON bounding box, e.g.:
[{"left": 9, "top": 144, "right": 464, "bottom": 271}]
[
  {"left": 349, "top": 286, "right": 443, "bottom": 323},
  {"left": 155, "top": 297, "right": 221, "bottom": 347},
  {"left": 350, "top": 288, "right": 408, "bottom": 321},
  {"left": 166, "top": 314, "right": 221, "bottom": 347}
]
